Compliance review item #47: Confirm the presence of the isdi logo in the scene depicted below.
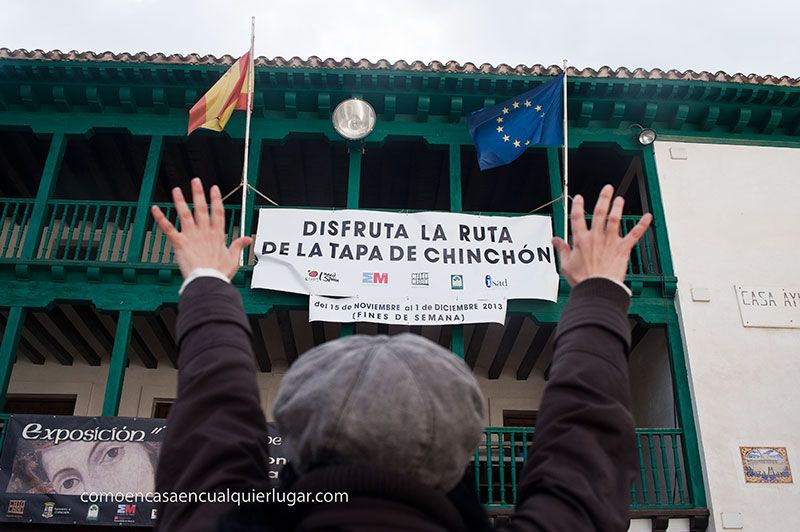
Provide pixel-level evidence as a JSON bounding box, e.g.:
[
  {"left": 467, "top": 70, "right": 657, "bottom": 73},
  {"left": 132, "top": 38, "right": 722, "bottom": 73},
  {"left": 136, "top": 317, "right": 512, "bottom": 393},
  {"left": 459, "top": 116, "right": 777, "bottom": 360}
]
[
  {"left": 362, "top": 272, "right": 389, "bottom": 284},
  {"left": 485, "top": 275, "right": 509, "bottom": 288}
]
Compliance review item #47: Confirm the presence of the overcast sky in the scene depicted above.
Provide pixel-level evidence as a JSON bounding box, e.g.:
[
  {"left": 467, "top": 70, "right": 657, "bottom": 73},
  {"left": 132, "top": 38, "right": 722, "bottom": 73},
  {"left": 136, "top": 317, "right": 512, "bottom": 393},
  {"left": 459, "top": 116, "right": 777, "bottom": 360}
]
[{"left": 3, "top": 0, "right": 798, "bottom": 77}]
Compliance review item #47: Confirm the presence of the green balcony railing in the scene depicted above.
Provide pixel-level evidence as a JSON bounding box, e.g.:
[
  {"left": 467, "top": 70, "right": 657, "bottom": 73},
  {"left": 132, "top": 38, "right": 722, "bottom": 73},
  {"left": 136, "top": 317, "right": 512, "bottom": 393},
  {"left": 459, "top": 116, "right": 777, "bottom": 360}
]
[
  {"left": 139, "top": 202, "right": 248, "bottom": 265},
  {"left": 0, "top": 198, "right": 662, "bottom": 277},
  {"left": 0, "top": 198, "right": 35, "bottom": 259},
  {"left": 476, "top": 427, "right": 693, "bottom": 510},
  {"left": 582, "top": 215, "right": 661, "bottom": 276},
  {"left": 35, "top": 200, "right": 137, "bottom": 262}
]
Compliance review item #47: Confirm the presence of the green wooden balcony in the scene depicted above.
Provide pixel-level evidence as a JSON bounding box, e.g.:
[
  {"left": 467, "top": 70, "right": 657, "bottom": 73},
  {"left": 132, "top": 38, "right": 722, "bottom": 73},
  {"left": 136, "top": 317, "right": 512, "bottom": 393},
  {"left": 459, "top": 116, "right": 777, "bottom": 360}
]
[
  {"left": 476, "top": 427, "right": 695, "bottom": 510},
  {"left": 0, "top": 198, "right": 664, "bottom": 281}
]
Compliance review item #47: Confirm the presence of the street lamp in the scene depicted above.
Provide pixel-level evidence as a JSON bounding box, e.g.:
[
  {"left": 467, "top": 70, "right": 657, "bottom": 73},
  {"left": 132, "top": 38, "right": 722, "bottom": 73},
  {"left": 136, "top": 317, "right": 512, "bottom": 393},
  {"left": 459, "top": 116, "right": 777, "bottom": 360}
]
[{"left": 332, "top": 98, "right": 376, "bottom": 141}]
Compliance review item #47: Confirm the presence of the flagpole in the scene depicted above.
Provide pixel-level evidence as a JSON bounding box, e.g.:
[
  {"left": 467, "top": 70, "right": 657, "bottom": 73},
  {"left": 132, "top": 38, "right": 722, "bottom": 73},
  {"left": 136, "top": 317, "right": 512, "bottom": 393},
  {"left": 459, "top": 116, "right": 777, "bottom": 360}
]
[
  {"left": 239, "top": 16, "right": 255, "bottom": 266},
  {"left": 562, "top": 59, "right": 568, "bottom": 242}
]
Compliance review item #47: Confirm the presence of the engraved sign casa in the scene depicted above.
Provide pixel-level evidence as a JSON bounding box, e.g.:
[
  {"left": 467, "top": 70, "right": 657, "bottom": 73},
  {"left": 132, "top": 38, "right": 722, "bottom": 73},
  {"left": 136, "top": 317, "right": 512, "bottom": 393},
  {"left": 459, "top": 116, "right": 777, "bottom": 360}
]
[{"left": 735, "top": 285, "right": 800, "bottom": 329}]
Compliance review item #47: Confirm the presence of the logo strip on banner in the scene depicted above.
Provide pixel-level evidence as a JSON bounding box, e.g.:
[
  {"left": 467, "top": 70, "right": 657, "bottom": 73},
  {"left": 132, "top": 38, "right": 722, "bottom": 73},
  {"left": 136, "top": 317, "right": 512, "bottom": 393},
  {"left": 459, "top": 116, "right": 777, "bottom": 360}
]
[
  {"left": 309, "top": 295, "right": 507, "bottom": 326},
  {"left": 252, "top": 208, "right": 558, "bottom": 326}
]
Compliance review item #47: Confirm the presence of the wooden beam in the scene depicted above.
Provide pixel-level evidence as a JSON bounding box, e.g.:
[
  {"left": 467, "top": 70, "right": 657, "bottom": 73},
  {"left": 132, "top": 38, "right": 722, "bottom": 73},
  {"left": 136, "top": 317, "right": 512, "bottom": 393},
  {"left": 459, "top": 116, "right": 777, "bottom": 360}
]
[
  {"left": 516, "top": 326, "right": 554, "bottom": 380},
  {"left": 144, "top": 316, "right": 177, "bottom": 368},
  {"left": 275, "top": 311, "right": 298, "bottom": 364},
  {"left": 23, "top": 314, "right": 73, "bottom": 365},
  {"left": 671, "top": 103, "right": 690, "bottom": 130},
  {"left": 761, "top": 109, "right": 782, "bottom": 135},
  {"left": 22, "top": 324, "right": 73, "bottom": 366},
  {"left": 701, "top": 105, "right": 721, "bottom": 131},
  {"left": 465, "top": 323, "right": 487, "bottom": 370},
  {"left": 608, "top": 101, "right": 626, "bottom": 128},
  {"left": 488, "top": 316, "right": 525, "bottom": 379},
  {"left": 248, "top": 317, "right": 271, "bottom": 372},
  {"left": 129, "top": 325, "right": 158, "bottom": 369},
  {"left": 731, "top": 107, "right": 752, "bottom": 134},
  {"left": 71, "top": 306, "right": 114, "bottom": 353},
  {"left": 41, "top": 307, "right": 101, "bottom": 365},
  {"left": 18, "top": 336, "right": 45, "bottom": 364}
]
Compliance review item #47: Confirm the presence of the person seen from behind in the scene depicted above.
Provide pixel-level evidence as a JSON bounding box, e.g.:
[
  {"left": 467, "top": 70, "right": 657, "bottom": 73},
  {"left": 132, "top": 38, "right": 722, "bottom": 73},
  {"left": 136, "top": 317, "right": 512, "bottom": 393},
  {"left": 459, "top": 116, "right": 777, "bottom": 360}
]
[{"left": 150, "top": 178, "right": 652, "bottom": 531}]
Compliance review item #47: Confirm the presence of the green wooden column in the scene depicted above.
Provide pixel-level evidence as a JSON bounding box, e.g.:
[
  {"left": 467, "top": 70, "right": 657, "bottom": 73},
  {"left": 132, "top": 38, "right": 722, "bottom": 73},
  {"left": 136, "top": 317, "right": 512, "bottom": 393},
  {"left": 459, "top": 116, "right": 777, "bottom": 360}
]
[
  {"left": 546, "top": 147, "right": 566, "bottom": 240},
  {"left": 642, "top": 147, "right": 706, "bottom": 507},
  {"left": 2, "top": 133, "right": 68, "bottom": 409},
  {"left": 340, "top": 146, "right": 362, "bottom": 337},
  {"left": 0, "top": 308, "right": 27, "bottom": 411},
  {"left": 665, "top": 318, "right": 707, "bottom": 507},
  {"left": 20, "top": 132, "right": 67, "bottom": 259},
  {"left": 100, "top": 137, "right": 163, "bottom": 414},
  {"left": 102, "top": 311, "right": 133, "bottom": 416},
  {"left": 125, "top": 135, "right": 164, "bottom": 259},
  {"left": 641, "top": 147, "right": 675, "bottom": 278},
  {"left": 449, "top": 144, "right": 464, "bottom": 357}
]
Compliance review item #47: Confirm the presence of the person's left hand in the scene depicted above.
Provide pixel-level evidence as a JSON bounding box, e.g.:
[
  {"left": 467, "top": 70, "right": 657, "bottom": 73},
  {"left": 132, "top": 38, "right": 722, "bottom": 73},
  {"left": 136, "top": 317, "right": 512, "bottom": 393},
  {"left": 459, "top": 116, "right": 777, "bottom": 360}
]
[{"left": 151, "top": 177, "right": 251, "bottom": 280}]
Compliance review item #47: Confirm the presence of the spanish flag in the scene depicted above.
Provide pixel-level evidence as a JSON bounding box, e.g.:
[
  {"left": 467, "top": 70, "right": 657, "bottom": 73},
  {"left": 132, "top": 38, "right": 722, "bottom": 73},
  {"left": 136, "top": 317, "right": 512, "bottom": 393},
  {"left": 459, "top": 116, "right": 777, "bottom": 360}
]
[{"left": 188, "top": 51, "right": 252, "bottom": 135}]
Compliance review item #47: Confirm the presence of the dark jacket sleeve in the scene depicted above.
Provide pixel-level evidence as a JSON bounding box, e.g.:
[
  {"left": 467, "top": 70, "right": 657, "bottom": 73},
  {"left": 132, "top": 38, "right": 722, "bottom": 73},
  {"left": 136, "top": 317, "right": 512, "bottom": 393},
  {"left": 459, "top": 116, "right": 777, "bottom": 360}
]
[
  {"left": 508, "top": 278, "right": 638, "bottom": 532},
  {"left": 155, "top": 277, "right": 269, "bottom": 532}
]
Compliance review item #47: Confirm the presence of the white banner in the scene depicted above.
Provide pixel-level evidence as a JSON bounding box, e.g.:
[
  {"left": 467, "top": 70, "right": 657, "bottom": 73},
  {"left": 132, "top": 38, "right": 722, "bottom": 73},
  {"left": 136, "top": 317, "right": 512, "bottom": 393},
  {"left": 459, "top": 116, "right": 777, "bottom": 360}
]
[
  {"left": 252, "top": 209, "right": 558, "bottom": 301},
  {"left": 309, "top": 295, "right": 507, "bottom": 325}
]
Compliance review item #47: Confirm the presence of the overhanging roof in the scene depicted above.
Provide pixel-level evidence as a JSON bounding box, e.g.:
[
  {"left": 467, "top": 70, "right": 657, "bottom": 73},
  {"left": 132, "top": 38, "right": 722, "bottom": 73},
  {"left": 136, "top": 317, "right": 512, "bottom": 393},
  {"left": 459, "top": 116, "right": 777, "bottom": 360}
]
[{"left": 2, "top": 47, "right": 799, "bottom": 88}]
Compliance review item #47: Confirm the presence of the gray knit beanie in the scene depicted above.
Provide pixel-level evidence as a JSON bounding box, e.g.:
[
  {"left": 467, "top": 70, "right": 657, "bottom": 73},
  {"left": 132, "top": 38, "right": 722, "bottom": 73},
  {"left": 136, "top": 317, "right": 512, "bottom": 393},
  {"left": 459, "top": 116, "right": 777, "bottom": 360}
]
[{"left": 272, "top": 333, "right": 486, "bottom": 492}]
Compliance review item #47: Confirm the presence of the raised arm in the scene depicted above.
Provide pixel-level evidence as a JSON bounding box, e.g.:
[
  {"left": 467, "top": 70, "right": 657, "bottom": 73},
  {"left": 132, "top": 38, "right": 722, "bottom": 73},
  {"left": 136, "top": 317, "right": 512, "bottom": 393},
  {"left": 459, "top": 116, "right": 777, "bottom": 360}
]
[
  {"left": 509, "top": 185, "right": 652, "bottom": 532},
  {"left": 151, "top": 179, "right": 269, "bottom": 532}
]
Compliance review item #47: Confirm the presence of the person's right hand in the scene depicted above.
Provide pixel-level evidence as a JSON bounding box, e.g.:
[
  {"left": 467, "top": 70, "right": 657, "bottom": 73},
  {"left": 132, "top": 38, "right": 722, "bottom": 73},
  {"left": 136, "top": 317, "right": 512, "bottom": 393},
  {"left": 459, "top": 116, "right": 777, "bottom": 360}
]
[
  {"left": 552, "top": 184, "right": 652, "bottom": 288},
  {"left": 150, "top": 177, "right": 251, "bottom": 280}
]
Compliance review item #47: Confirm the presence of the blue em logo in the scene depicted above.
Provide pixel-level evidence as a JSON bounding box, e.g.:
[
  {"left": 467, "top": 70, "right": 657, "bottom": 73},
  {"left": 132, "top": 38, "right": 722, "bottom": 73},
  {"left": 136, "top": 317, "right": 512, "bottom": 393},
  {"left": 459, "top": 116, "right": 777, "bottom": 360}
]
[
  {"left": 451, "top": 274, "right": 464, "bottom": 290},
  {"left": 362, "top": 272, "right": 389, "bottom": 285}
]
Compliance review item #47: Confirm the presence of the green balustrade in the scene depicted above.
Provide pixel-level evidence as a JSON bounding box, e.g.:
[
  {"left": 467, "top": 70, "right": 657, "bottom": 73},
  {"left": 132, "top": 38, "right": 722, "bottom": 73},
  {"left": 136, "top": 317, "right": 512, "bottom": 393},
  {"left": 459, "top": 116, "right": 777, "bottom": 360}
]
[
  {"left": 140, "top": 202, "right": 248, "bottom": 265},
  {"left": 476, "top": 427, "right": 693, "bottom": 510},
  {"left": 0, "top": 198, "right": 35, "bottom": 259},
  {"left": 0, "top": 199, "right": 248, "bottom": 266},
  {"left": 0, "top": 198, "right": 661, "bottom": 279}
]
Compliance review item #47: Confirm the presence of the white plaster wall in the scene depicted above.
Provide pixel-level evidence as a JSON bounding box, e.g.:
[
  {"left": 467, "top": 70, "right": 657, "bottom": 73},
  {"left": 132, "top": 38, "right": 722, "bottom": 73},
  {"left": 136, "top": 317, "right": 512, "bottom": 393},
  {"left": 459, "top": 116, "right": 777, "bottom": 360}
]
[
  {"left": 8, "top": 357, "right": 107, "bottom": 416},
  {"left": 655, "top": 141, "right": 800, "bottom": 532},
  {"left": 8, "top": 356, "right": 548, "bottom": 425}
]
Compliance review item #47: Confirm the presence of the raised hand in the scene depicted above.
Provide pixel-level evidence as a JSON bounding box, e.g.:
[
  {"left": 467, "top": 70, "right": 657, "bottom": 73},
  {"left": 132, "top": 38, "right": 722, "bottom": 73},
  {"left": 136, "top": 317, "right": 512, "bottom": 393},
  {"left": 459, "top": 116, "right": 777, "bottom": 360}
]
[
  {"left": 150, "top": 177, "right": 252, "bottom": 280},
  {"left": 552, "top": 184, "right": 652, "bottom": 287}
]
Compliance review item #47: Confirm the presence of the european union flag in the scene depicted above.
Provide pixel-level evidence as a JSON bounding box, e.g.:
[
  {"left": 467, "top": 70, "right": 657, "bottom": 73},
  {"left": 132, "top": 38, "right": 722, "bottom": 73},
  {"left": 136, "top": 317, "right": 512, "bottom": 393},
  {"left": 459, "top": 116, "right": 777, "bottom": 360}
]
[{"left": 467, "top": 74, "right": 564, "bottom": 170}]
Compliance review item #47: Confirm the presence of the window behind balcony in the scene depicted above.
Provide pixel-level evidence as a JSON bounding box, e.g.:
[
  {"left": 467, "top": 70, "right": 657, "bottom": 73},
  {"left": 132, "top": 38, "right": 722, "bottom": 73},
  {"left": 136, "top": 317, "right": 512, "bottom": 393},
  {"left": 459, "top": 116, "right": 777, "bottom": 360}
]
[{"left": 4, "top": 394, "right": 76, "bottom": 415}]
